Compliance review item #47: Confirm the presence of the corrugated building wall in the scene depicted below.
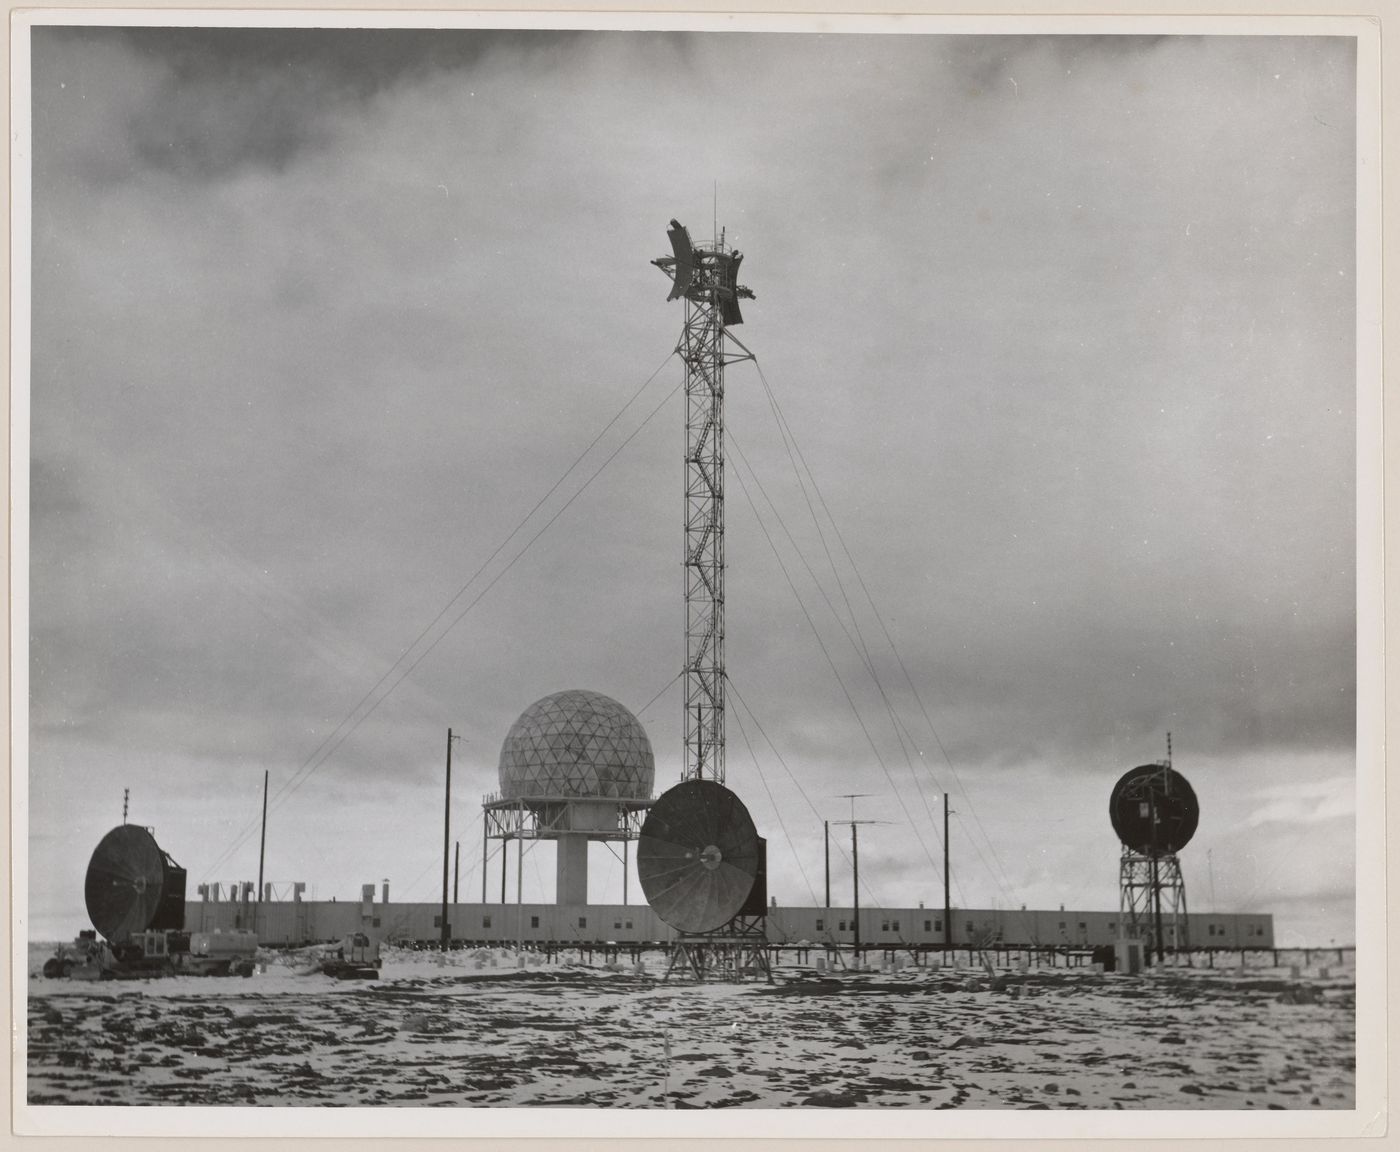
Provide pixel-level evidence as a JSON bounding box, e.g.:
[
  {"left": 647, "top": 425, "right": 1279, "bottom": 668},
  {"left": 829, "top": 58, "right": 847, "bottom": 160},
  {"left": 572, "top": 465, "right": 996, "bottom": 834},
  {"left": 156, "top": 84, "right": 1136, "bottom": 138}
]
[{"left": 190, "top": 894, "right": 1273, "bottom": 950}]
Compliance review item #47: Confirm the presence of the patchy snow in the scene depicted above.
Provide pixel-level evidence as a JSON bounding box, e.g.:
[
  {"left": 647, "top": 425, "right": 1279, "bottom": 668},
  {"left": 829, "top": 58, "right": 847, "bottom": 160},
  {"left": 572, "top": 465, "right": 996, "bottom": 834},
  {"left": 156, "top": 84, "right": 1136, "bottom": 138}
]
[{"left": 25, "top": 946, "right": 1354, "bottom": 1108}]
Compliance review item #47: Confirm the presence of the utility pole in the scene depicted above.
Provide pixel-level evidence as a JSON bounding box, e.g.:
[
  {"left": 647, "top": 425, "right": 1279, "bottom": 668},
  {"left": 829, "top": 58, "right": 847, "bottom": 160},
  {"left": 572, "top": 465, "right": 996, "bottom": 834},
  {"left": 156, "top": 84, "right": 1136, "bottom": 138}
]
[
  {"left": 454, "top": 840, "right": 460, "bottom": 904},
  {"left": 1150, "top": 790, "right": 1165, "bottom": 964},
  {"left": 481, "top": 811, "right": 489, "bottom": 903},
  {"left": 824, "top": 820, "right": 830, "bottom": 915},
  {"left": 441, "top": 728, "right": 459, "bottom": 953},
  {"left": 834, "top": 794, "right": 881, "bottom": 968},
  {"left": 257, "top": 771, "right": 269, "bottom": 902},
  {"left": 851, "top": 822, "right": 860, "bottom": 962},
  {"left": 835, "top": 819, "right": 889, "bottom": 965},
  {"left": 943, "top": 793, "right": 952, "bottom": 949},
  {"left": 1208, "top": 848, "right": 1217, "bottom": 912},
  {"left": 257, "top": 770, "right": 269, "bottom": 938}
]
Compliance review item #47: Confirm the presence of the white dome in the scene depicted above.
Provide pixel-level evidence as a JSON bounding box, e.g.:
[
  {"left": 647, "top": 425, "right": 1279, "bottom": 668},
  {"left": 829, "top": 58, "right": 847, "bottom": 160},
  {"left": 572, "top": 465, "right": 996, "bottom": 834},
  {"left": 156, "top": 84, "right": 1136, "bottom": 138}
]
[{"left": 498, "top": 690, "right": 655, "bottom": 800}]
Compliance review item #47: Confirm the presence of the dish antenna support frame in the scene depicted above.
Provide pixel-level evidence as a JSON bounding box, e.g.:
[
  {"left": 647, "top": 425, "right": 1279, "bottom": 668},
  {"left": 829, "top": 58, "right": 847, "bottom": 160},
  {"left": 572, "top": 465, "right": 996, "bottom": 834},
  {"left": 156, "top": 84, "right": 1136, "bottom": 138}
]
[
  {"left": 1119, "top": 844, "right": 1189, "bottom": 963},
  {"left": 663, "top": 915, "right": 771, "bottom": 984}
]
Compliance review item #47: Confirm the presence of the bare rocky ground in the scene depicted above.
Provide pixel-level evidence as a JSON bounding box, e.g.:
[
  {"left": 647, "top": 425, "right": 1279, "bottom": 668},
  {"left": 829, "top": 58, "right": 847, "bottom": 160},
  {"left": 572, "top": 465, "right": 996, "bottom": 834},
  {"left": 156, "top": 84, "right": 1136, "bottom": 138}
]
[{"left": 25, "top": 947, "right": 1354, "bottom": 1108}]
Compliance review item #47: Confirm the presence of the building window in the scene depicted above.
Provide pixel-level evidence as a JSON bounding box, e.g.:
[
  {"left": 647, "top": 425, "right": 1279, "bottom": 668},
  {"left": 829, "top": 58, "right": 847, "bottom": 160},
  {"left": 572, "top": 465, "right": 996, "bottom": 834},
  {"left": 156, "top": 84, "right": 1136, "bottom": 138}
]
[
  {"left": 372, "top": 917, "right": 381, "bottom": 928},
  {"left": 966, "top": 921, "right": 974, "bottom": 935},
  {"left": 578, "top": 916, "right": 587, "bottom": 929},
  {"left": 838, "top": 920, "right": 847, "bottom": 932},
  {"left": 1078, "top": 922, "right": 1086, "bottom": 932},
  {"left": 1059, "top": 921, "right": 1066, "bottom": 931},
  {"left": 530, "top": 916, "right": 540, "bottom": 929},
  {"left": 881, "top": 920, "right": 890, "bottom": 932},
  {"left": 615, "top": 921, "right": 622, "bottom": 930},
  {"left": 892, "top": 920, "right": 900, "bottom": 932},
  {"left": 625, "top": 920, "right": 633, "bottom": 930},
  {"left": 935, "top": 919, "right": 942, "bottom": 932},
  {"left": 433, "top": 915, "right": 441, "bottom": 928},
  {"left": 816, "top": 919, "right": 824, "bottom": 931},
  {"left": 1208, "top": 924, "right": 1215, "bottom": 937},
  {"left": 483, "top": 916, "right": 491, "bottom": 929},
  {"left": 1108, "top": 921, "right": 1116, "bottom": 931},
  {"left": 924, "top": 920, "right": 932, "bottom": 932}
]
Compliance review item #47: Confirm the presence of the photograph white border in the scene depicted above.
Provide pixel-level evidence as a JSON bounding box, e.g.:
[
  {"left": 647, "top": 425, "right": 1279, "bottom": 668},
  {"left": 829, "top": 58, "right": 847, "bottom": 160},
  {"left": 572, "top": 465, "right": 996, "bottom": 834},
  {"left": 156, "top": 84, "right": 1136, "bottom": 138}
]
[{"left": 5, "top": 4, "right": 1387, "bottom": 1143}]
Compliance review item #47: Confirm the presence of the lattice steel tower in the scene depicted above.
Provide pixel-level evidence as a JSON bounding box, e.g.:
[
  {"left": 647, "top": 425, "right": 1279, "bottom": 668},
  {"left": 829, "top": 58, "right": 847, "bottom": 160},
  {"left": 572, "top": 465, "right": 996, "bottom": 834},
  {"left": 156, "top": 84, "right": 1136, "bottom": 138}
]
[{"left": 652, "top": 219, "right": 754, "bottom": 786}]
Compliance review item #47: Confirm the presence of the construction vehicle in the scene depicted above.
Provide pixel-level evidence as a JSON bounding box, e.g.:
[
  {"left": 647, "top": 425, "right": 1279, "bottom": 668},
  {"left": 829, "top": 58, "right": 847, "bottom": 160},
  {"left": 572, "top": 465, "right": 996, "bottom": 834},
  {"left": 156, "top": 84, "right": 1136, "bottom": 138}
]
[
  {"left": 320, "top": 932, "right": 381, "bottom": 980},
  {"left": 42, "top": 928, "right": 258, "bottom": 980}
]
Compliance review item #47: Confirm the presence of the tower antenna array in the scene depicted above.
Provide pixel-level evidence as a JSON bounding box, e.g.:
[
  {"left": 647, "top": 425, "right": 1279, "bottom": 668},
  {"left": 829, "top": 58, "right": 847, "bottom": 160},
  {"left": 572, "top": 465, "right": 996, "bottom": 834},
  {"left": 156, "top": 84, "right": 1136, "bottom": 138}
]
[
  {"left": 641, "top": 217, "right": 767, "bottom": 984},
  {"left": 652, "top": 219, "right": 754, "bottom": 786}
]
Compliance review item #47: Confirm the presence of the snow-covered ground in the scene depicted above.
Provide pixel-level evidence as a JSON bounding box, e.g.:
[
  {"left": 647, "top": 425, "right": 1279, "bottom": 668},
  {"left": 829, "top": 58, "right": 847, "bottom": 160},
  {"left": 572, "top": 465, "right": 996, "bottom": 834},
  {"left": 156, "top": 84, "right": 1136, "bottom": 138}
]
[{"left": 24, "top": 945, "right": 1354, "bottom": 1108}]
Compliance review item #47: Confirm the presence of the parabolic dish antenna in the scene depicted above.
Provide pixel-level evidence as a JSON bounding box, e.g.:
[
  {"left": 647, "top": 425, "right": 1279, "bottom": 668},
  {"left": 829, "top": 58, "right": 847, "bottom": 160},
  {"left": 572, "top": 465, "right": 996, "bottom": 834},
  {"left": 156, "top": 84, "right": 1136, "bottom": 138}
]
[
  {"left": 638, "top": 779, "right": 760, "bottom": 934},
  {"left": 83, "top": 824, "right": 183, "bottom": 942},
  {"left": 1108, "top": 764, "right": 1200, "bottom": 856}
]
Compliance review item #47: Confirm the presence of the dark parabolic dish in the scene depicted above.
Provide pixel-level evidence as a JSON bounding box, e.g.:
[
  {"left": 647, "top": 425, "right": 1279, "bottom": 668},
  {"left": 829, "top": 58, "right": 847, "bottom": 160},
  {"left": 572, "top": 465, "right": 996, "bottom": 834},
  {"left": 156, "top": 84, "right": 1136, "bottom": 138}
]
[
  {"left": 1108, "top": 764, "right": 1200, "bottom": 855},
  {"left": 84, "top": 824, "right": 181, "bottom": 941},
  {"left": 638, "top": 779, "right": 760, "bottom": 933}
]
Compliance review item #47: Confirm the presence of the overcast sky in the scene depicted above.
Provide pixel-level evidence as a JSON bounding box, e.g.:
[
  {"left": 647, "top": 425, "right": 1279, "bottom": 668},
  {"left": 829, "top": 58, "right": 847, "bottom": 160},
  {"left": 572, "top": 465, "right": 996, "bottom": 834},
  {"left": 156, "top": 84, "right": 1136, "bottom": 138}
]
[{"left": 24, "top": 27, "right": 1358, "bottom": 946}]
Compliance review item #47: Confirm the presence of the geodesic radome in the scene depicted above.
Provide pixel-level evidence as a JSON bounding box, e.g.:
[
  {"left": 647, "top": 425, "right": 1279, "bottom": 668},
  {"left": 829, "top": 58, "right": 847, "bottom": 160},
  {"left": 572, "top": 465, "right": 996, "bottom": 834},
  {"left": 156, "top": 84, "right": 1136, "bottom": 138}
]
[{"left": 498, "top": 690, "right": 655, "bottom": 801}]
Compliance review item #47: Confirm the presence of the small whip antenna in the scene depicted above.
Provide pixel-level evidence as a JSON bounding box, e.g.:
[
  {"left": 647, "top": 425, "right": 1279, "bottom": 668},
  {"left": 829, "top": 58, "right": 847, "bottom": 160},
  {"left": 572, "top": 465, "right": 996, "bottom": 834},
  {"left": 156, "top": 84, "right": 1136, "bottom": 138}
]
[{"left": 122, "top": 788, "right": 129, "bottom": 825}]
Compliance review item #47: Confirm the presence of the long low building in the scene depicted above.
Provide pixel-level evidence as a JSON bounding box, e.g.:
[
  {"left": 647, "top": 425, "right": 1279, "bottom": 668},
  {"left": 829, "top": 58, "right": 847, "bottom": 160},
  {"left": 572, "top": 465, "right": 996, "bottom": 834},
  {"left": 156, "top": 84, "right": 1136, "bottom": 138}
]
[{"left": 189, "top": 887, "right": 1274, "bottom": 951}]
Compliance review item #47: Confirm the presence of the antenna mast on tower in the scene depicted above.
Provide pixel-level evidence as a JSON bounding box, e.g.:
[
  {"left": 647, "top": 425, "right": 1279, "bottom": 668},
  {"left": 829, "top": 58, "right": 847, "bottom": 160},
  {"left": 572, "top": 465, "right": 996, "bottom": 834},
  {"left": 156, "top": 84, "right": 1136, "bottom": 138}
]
[
  {"left": 652, "top": 219, "right": 754, "bottom": 786},
  {"left": 642, "top": 216, "right": 768, "bottom": 985}
]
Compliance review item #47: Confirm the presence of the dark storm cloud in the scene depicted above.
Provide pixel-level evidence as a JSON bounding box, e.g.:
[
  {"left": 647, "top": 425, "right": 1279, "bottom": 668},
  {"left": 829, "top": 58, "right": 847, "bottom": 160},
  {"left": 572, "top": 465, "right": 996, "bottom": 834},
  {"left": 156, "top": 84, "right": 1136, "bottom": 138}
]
[{"left": 33, "top": 27, "right": 588, "bottom": 182}]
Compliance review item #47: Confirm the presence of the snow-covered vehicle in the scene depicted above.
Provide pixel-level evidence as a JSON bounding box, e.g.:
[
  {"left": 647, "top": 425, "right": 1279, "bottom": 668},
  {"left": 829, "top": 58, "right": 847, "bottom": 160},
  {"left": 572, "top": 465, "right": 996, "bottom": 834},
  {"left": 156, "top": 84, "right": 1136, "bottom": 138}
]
[{"left": 320, "top": 932, "right": 381, "bottom": 980}]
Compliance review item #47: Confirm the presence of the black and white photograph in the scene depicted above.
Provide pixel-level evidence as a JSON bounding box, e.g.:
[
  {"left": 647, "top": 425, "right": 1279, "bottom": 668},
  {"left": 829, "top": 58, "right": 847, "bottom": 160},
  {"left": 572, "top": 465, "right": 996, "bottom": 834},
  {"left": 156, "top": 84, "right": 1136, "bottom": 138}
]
[{"left": 12, "top": 12, "right": 1382, "bottom": 1133}]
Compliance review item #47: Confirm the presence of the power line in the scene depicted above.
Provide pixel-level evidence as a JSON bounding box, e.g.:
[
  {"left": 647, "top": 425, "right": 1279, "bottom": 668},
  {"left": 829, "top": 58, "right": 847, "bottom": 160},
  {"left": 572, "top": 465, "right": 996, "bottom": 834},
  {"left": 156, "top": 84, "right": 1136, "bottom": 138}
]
[
  {"left": 728, "top": 442, "right": 946, "bottom": 885},
  {"left": 636, "top": 672, "right": 681, "bottom": 719},
  {"left": 726, "top": 676, "right": 882, "bottom": 909},
  {"left": 200, "top": 355, "right": 679, "bottom": 881},
  {"left": 729, "top": 430, "right": 950, "bottom": 861},
  {"left": 214, "top": 377, "right": 683, "bottom": 877},
  {"left": 729, "top": 696, "right": 819, "bottom": 906},
  {"left": 749, "top": 358, "right": 1024, "bottom": 911}
]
